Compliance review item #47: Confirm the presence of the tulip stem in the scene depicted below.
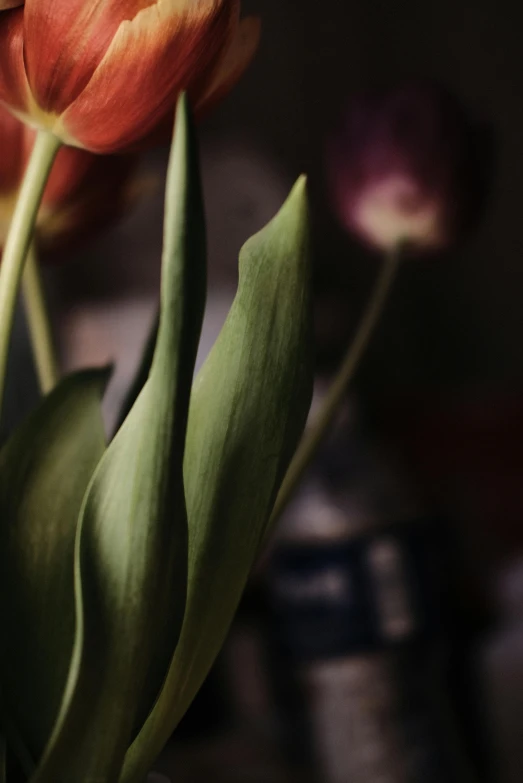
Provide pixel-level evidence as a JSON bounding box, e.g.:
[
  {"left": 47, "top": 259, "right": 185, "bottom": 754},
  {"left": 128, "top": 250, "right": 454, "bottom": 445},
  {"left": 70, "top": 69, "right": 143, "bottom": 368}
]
[
  {"left": 0, "top": 130, "right": 61, "bottom": 418},
  {"left": 22, "top": 243, "right": 60, "bottom": 394},
  {"left": 270, "top": 245, "right": 402, "bottom": 526}
]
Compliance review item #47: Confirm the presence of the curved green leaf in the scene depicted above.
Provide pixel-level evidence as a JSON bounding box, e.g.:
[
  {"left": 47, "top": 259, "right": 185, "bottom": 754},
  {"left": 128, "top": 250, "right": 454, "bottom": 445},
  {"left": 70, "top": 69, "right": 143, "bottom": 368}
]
[
  {"left": 30, "top": 95, "right": 206, "bottom": 783},
  {"left": 122, "top": 176, "right": 313, "bottom": 783},
  {"left": 0, "top": 369, "right": 108, "bottom": 772}
]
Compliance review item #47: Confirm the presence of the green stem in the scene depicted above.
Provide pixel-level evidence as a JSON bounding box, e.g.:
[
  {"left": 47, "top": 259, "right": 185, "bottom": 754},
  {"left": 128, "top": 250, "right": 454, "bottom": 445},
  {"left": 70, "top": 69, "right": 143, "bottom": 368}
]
[
  {"left": 22, "top": 242, "right": 60, "bottom": 394},
  {"left": 0, "top": 130, "right": 61, "bottom": 417},
  {"left": 270, "top": 246, "right": 402, "bottom": 526}
]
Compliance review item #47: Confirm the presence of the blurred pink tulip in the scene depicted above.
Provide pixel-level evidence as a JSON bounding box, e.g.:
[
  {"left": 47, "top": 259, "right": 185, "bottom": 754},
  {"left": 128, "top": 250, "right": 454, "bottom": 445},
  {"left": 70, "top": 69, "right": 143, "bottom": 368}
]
[{"left": 328, "top": 82, "right": 492, "bottom": 254}]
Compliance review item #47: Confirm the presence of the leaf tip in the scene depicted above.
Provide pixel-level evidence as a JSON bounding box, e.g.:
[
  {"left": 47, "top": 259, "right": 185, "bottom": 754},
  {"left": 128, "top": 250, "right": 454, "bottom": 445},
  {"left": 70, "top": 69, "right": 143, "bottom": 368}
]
[
  {"left": 172, "top": 92, "right": 191, "bottom": 150},
  {"left": 293, "top": 173, "right": 308, "bottom": 197},
  {"left": 177, "top": 91, "right": 189, "bottom": 117},
  {"left": 280, "top": 174, "right": 309, "bottom": 227}
]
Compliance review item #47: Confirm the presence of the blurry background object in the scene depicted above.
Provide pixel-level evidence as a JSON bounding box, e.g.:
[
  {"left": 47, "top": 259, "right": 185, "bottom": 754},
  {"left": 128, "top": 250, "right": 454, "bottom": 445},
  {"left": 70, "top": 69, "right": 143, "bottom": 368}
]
[
  {"left": 370, "top": 388, "right": 523, "bottom": 783},
  {"left": 327, "top": 82, "right": 491, "bottom": 255},
  {"left": 269, "top": 78, "right": 492, "bottom": 530},
  {"left": 265, "top": 387, "right": 486, "bottom": 783}
]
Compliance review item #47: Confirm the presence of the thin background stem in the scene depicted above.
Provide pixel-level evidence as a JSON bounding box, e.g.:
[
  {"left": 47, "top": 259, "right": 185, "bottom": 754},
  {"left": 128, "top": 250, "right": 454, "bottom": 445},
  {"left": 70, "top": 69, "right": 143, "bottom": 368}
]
[
  {"left": 270, "top": 245, "right": 402, "bottom": 527},
  {"left": 22, "top": 243, "right": 60, "bottom": 394},
  {"left": 0, "top": 130, "right": 60, "bottom": 417}
]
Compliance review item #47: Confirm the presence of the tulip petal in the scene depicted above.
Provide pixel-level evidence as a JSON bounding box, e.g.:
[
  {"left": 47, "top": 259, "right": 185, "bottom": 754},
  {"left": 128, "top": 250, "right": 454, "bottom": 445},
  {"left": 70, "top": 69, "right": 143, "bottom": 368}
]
[
  {"left": 195, "top": 16, "right": 261, "bottom": 116},
  {"left": 23, "top": 0, "right": 163, "bottom": 114},
  {"left": 59, "top": 0, "right": 234, "bottom": 152},
  {"left": 0, "top": 9, "right": 31, "bottom": 113},
  {"left": 0, "top": 1, "right": 24, "bottom": 8},
  {"left": 0, "top": 103, "right": 24, "bottom": 192}
]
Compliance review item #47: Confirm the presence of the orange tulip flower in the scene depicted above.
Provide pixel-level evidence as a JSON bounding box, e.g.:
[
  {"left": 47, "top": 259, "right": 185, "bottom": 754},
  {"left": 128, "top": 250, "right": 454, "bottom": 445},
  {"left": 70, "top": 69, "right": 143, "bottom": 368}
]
[
  {"left": 0, "top": 104, "right": 138, "bottom": 256},
  {"left": 0, "top": 1, "right": 260, "bottom": 153}
]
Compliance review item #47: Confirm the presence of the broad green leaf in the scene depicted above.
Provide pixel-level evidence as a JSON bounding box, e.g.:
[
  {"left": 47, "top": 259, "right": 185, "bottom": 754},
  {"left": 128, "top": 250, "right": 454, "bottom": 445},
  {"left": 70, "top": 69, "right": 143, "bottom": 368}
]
[
  {"left": 0, "top": 370, "right": 108, "bottom": 770},
  {"left": 122, "top": 176, "right": 313, "bottom": 783},
  {"left": 30, "top": 95, "right": 206, "bottom": 783}
]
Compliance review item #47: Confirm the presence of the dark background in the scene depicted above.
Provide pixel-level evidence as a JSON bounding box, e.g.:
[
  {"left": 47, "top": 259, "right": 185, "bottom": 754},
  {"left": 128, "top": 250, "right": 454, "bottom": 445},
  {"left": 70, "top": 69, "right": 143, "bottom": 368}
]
[
  {"left": 236, "top": 0, "right": 523, "bottom": 390},
  {"left": 53, "top": 0, "right": 523, "bottom": 392},
  {"left": 14, "top": 1, "right": 516, "bottom": 580},
  {"left": 42, "top": 0, "right": 523, "bottom": 574}
]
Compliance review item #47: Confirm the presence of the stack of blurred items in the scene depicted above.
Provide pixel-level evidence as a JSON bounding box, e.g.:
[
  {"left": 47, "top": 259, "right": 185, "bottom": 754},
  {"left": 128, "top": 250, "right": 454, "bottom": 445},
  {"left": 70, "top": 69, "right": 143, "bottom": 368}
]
[{"left": 264, "top": 386, "right": 491, "bottom": 783}]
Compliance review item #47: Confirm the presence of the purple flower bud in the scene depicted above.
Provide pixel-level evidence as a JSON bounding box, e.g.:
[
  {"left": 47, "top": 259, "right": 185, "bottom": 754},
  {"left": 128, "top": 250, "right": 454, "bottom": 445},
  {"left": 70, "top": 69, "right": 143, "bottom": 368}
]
[{"left": 327, "top": 82, "right": 493, "bottom": 254}]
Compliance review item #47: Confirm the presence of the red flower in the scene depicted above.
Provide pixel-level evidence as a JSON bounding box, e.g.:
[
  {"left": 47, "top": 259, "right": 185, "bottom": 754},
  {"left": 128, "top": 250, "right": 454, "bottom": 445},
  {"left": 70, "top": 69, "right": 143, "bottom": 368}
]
[
  {"left": 0, "top": 103, "right": 138, "bottom": 256},
  {"left": 328, "top": 82, "right": 493, "bottom": 253},
  {"left": 0, "top": 1, "right": 260, "bottom": 153}
]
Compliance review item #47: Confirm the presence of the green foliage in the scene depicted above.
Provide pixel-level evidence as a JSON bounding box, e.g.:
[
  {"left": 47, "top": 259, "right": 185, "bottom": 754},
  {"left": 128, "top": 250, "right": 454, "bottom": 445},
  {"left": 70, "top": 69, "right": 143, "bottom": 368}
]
[
  {"left": 0, "top": 96, "right": 312, "bottom": 783},
  {"left": 0, "top": 370, "right": 108, "bottom": 771},
  {"left": 26, "top": 96, "right": 206, "bottom": 783},
  {"left": 122, "top": 176, "right": 313, "bottom": 783}
]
